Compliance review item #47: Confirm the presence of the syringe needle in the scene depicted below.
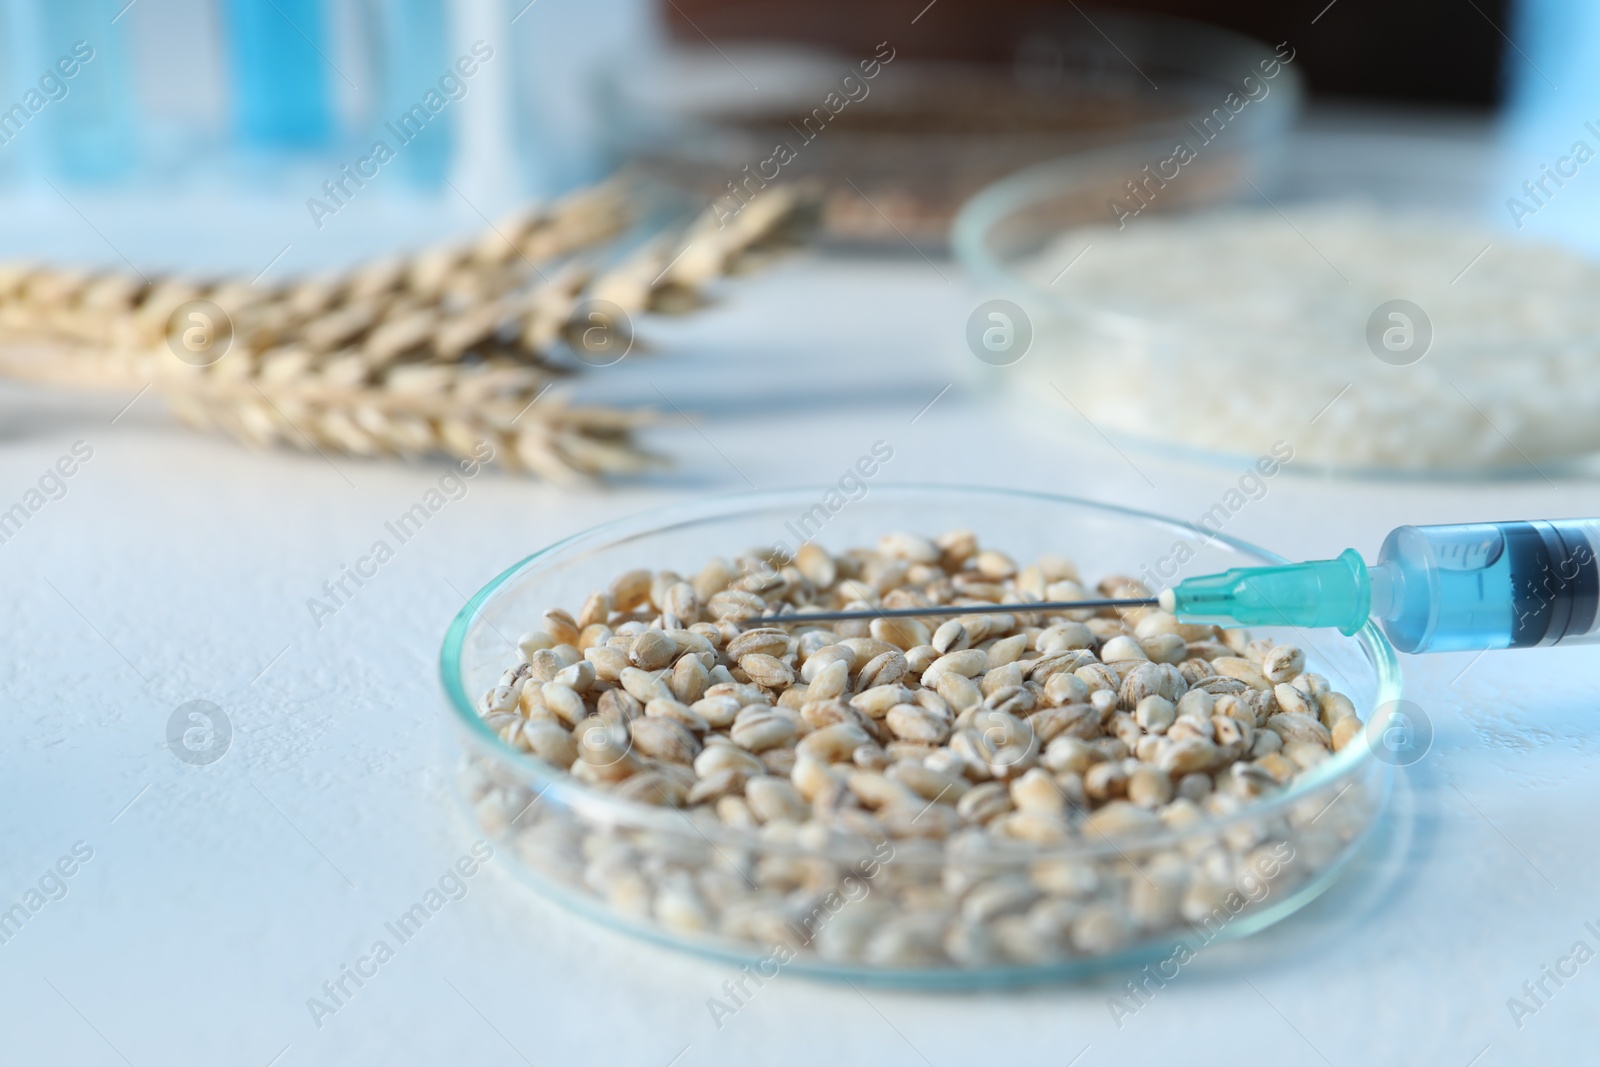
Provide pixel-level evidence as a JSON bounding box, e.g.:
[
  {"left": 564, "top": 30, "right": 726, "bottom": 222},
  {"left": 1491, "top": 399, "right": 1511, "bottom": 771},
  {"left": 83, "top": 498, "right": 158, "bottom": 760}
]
[{"left": 741, "top": 598, "right": 1157, "bottom": 624}]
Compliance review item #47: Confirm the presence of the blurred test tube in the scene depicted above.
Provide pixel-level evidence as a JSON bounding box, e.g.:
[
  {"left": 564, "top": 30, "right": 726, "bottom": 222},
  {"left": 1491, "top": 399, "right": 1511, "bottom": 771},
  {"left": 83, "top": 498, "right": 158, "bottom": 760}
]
[
  {"left": 1499, "top": 0, "right": 1600, "bottom": 250},
  {"left": 367, "top": 0, "right": 449, "bottom": 187},
  {"left": 37, "top": 0, "right": 139, "bottom": 181},
  {"left": 221, "top": 0, "right": 334, "bottom": 149},
  {"left": 0, "top": 1, "right": 15, "bottom": 184},
  {"left": 506, "top": 0, "right": 657, "bottom": 195}
]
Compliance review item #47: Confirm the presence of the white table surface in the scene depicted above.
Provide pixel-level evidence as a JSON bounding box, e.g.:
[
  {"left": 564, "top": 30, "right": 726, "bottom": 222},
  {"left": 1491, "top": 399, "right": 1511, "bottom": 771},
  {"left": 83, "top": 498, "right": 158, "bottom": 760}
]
[{"left": 4, "top": 110, "right": 1600, "bottom": 1067}]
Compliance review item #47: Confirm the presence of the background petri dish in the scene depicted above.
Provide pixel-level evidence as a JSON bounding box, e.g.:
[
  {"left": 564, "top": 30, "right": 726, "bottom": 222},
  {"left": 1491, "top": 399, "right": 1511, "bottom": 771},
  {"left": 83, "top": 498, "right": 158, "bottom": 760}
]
[
  {"left": 952, "top": 139, "right": 1600, "bottom": 479},
  {"left": 598, "top": 10, "right": 1300, "bottom": 249}
]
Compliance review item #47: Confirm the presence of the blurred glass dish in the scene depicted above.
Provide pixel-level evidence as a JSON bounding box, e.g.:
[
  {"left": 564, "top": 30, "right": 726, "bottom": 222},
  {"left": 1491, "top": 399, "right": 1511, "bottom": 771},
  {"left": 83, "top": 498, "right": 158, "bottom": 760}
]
[
  {"left": 597, "top": 10, "right": 1301, "bottom": 247},
  {"left": 953, "top": 141, "right": 1600, "bottom": 478},
  {"left": 441, "top": 486, "right": 1396, "bottom": 986}
]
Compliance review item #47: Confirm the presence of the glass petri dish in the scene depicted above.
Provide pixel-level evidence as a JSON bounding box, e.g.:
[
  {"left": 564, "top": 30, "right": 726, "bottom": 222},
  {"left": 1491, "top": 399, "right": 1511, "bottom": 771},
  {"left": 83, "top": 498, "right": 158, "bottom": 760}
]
[
  {"left": 597, "top": 10, "right": 1301, "bottom": 249},
  {"left": 440, "top": 486, "right": 1399, "bottom": 987},
  {"left": 952, "top": 141, "right": 1600, "bottom": 479}
]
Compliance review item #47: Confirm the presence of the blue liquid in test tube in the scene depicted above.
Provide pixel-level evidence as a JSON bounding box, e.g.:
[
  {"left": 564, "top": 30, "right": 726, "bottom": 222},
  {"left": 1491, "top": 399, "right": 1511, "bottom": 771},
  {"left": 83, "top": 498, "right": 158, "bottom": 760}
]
[
  {"left": 370, "top": 0, "right": 450, "bottom": 187},
  {"left": 38, "top": 0, "right": 138, "bottom": 181},
  {"left": 222, "top": 0, "right": 334, "bottom": 149}
]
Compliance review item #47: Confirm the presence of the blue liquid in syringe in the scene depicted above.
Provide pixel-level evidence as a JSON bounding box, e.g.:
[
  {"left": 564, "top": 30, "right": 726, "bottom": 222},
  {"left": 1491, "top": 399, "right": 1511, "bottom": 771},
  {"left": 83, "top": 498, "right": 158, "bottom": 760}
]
[{"left": 1373, "top": 521, "right": 1600, "bottom": 654}]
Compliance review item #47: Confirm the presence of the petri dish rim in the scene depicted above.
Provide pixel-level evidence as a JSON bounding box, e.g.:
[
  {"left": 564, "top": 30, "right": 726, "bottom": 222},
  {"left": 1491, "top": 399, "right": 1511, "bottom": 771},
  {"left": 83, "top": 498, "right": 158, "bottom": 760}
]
[{"left": 439, "top": 484, "right": 1402, "bottom": 867}]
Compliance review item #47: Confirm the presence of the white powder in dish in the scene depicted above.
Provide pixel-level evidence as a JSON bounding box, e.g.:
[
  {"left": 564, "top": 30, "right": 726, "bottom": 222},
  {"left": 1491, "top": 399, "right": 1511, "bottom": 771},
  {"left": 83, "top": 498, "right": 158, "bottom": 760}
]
[{"left": 1022, "top": 205, "right": 1600, "bottom": 472}]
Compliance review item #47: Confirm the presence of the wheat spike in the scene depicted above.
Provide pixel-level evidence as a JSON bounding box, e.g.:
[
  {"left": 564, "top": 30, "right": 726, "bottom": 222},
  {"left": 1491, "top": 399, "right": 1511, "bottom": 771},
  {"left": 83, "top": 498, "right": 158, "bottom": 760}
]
[{"left": 0, "top": 177, "right": 811, "bottom": 481}]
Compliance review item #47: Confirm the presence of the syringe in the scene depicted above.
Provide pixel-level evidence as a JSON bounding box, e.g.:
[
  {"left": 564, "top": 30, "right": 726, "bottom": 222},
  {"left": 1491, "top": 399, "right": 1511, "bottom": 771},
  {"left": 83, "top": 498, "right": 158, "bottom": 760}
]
[
  {"left": 1162, "top": 519, "right": 1599, "bottom": 653},
  {"left": 748, "top": 520, "right": 1599, "bottom": 655}
]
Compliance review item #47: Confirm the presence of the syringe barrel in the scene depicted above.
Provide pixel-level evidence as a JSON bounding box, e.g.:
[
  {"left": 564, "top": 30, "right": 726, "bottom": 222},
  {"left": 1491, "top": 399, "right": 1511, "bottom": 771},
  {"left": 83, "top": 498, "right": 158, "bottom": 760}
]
[{"left": 1374, "top": 520, "right": 1600, "bottom": 653}]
